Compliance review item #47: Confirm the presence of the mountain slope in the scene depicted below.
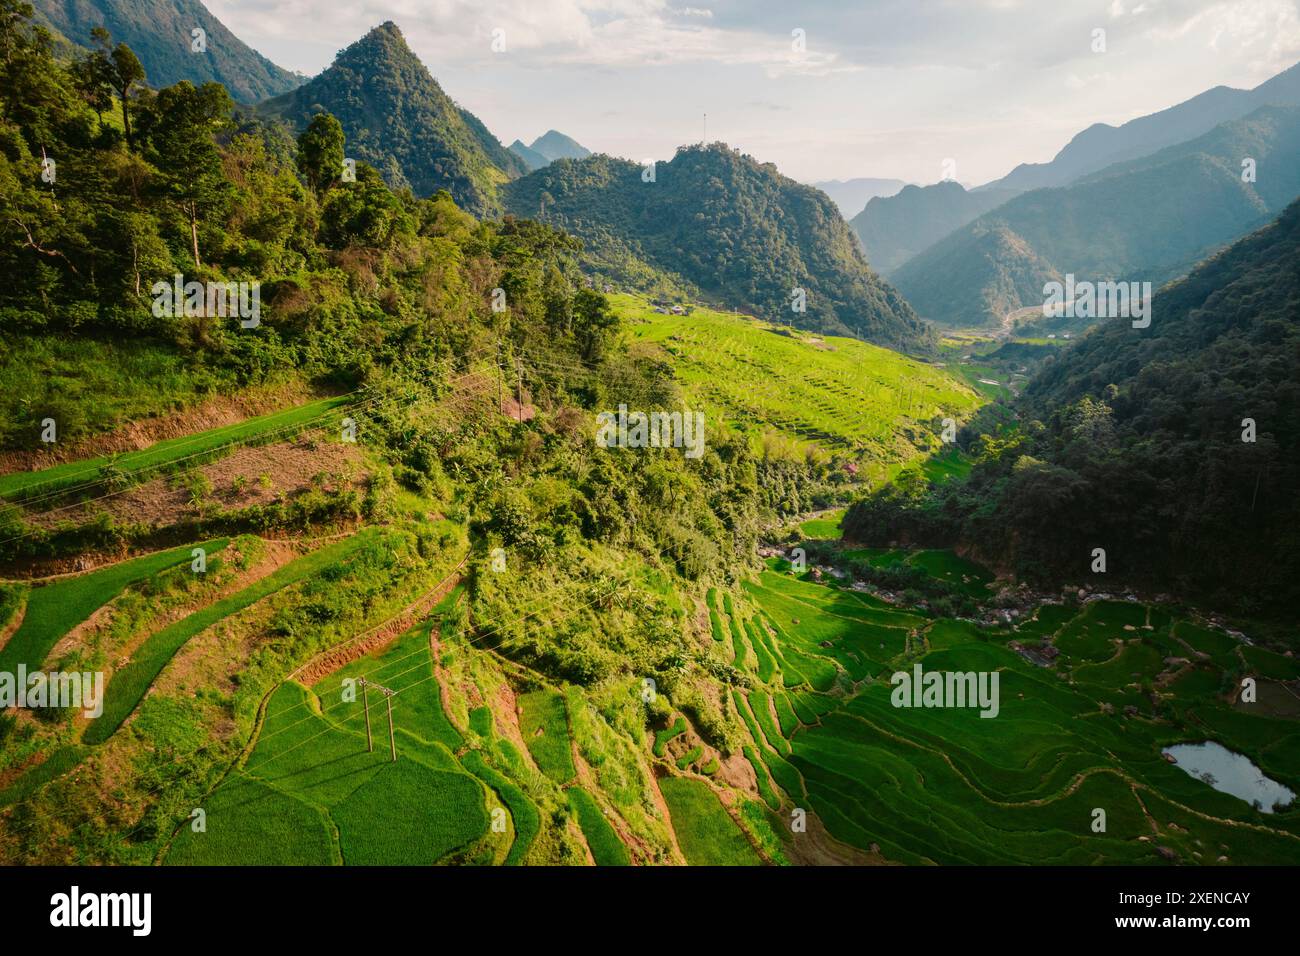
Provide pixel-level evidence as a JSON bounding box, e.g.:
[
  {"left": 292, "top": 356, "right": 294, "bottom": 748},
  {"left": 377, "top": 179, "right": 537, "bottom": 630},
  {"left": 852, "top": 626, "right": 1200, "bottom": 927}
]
[
  {"left": 850, "top": 181, "right": 1019, "bottom": 275},
  {"left": 530, "top": 130, "right": 590, "bottom": 163},
  {"left": 845, "top": 198, "right": 1300, "bottom": 613},
  {"left": 812, "top": 177, "right": 907, "bottom": 218},
  {"left": 894, "top": 105, "right": 1300, "bottom": 327},
  {"left": 32, "top": 0, "right": 301, "bottom": 103},
  {"left": 260, "top": 22, "right": 519, "bottom": 215},
  {"left": 509, "top": 139, "right": 549, "bottom": 171},
  {"left": 984, "top": 60, "right": 1300, "bottom": 192},
  {"left": 503, "top": 145, "right": 934, "bottom": 351}
]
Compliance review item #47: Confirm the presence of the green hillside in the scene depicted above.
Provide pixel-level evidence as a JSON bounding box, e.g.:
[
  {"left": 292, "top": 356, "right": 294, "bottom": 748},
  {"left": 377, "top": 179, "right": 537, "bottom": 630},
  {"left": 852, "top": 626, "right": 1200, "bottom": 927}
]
[
  {"left": 619, "top": 294, "right": 981, "bottom": 466},
  {"left": 851, "top": 181, "right": 1019, "bottom": 276},
  {"left": 260, "top": 22, "right": 523, "bottom": 215},
  {"left": 895, "top": 105, "right": 1300, "bottom": 328},
  {"left": 847, "top": 197, "right": 1300, "bottom": 616},
  {"left": 503, "top": 145, "right": 935, "bottom": 352},
  {"left": 32, "top": 0, "right": 301, "bottom": 102}
]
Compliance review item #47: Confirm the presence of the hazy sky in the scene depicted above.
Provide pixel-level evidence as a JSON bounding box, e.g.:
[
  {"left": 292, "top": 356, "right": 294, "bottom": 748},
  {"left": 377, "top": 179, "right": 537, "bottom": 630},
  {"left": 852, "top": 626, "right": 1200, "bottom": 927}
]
[{"left": 206, "top": 0, "right": 1300, "bottom": 186}]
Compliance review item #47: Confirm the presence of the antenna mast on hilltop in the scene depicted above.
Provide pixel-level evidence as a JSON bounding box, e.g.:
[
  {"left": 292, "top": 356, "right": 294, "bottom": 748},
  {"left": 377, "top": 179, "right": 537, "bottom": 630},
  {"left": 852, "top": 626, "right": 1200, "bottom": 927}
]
[{"left": 703, "top": 113, "right": 707, "bottom": 143}]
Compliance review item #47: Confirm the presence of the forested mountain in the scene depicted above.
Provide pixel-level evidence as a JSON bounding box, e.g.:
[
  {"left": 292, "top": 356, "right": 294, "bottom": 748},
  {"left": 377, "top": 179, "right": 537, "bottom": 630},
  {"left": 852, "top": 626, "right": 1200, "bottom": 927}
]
[
  {"left": 844, "top": 199, "right": 1300, "bottom": 615},
  {"left": 503, "top": 145, "right": 933, "bottom": 351},
  {"left": 32, "top": 0, "right": 301, "bottom": 102},
  {"left": 893, "top": 105, "right": 1300, "bottom": 328},
  {"left": 811, "top": 177, "right": 907, "bottom": 217},
  {"left": 985, "top": 59, "right": 1300, "bottom": 192},
  {"left": 260, "top": 21, "right": 524, "bottom": 216},
  {"left": 850, "top": 181, "right": 1019, "bottom": 275}
]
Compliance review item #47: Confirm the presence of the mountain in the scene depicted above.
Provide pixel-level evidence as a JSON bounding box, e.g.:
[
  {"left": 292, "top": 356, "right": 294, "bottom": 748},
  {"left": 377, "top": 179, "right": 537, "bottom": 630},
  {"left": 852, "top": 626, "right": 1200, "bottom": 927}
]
[
  {"left": 31, "top": 0, "right": 301, "bottom": 103},
  {"left": 983, "top": 60, "right": 1300, "bottom": 193},
  {"left": 503, "top": 145, "right": 933, "bottom": 351},
  {"left": 811, "top": 177, "right": 907, "bottom": 217},
  {"left": 530, "top": 130, "right": 591, "bottom": 163},
  {"left": 844, "top": 197, "right": 1300, "bottom": 613},
  {"left": 893, "top": 105, "right": 1300, "bottom": 328},
  {"left": 508, "top": 131, "right": 591, "bottom": 171},
  {"left": 260, "top": 22, "right": 524, "bottom": 215},
  {"left": 850, "top": 181, "right": 1019, "bottom": 275},
  {"left": 509, "top": 139, "right": 549, "bottom": 171}
]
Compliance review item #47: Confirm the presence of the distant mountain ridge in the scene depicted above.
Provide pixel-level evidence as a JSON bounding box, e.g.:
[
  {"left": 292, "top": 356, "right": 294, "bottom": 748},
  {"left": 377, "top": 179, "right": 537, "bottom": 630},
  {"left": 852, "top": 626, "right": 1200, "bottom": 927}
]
[
  {"left": 850, "top": 181, "right": 1019, "bottom": 275},
  {"left": 983, "top": 60, "right": 1300, "bottom": 193},
  {"left": 260, "top": 21, "right": 523, "bottom": 215},
  {"left": 509, "top": 130, "right": 591, "bottom": 171},
  {"left": 892, "top": 105, "right": 1300, "bottom": 328},
  {"left": 31, "top": 0, "right": 302, "bottom": 103},
  {"left": 811, "top": 177, "right": 907, "bottom": 217},
  {"left": 503, "top": 144, "right": 934, "bottom": 351}
]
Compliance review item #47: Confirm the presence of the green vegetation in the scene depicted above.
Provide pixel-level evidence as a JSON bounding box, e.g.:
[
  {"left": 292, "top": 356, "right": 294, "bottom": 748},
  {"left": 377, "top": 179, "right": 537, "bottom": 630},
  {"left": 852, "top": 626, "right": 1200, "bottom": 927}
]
[
  {"left": 893, "top": 106, "right": 1300, "bottom": 328},
  {"left": 568, "top": 787, "right": 630, "bottom": 866},
  {"left": 660, "top": 776, "right": 763, "bottom": 866},
  {"left": 652, "top": 716, "right": 686, "bottom": 757},
  {"left": 845, "top": 197, "right": 1300, "bottom": 618},
  {"left": 0, "top": 395, "right": 349, "bottom": 501},
  {"left": 505, "top": 146, "right": 934, "bottom": 350},
  {"left": 624, "top": 295, "right": 980, "bottom": 458},
  {"left": 85, "top": 532, "right": 376, "bottom": 743},
  {"left": 518, "top": 689, "right": 576, "bottom": 784},
  {"left": 0, "top": 539, "right": 228, "bottom": 674},
  {"left": 260, "top": 22, "right": 524, "bottom": 215}
]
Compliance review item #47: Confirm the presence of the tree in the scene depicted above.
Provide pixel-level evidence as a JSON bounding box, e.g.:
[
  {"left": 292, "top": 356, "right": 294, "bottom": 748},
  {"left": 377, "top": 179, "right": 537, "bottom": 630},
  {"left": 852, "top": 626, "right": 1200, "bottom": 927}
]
[
  {"left": 91, "top": 28, "right": 144, "bottom": 148},
  {"left": 73, "top": 31, "right": 114, "bottom": 128},
  {"left": 572, "top": 288, "right": 618, "bottom": 362},
  {"left": 296, "top": 112, "right": 345, "bottom": 194},
  {"left": 146, "top": 81, "right": 234, "bottom": 267}
]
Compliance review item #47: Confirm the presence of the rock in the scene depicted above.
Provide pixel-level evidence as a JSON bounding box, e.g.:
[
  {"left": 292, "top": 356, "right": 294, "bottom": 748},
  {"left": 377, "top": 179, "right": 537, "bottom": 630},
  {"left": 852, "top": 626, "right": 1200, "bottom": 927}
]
[{"left": 1155, "top": 846, "right": 1177, "bottom": 861}]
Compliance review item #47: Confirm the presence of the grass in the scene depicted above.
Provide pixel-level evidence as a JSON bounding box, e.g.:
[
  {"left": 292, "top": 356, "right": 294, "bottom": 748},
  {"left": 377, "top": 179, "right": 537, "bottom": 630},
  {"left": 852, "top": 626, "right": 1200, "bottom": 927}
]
[
  {"left": 85, "top": 532, "right": 377, "bottom": 745},
  {"left": 0, "top": 334, "right": 249, "bottom": 452},
  {"left": 568, "top": 787, "right": 630, "bottom": 865},
  {"left": 167, "top": 655, "right": 490, "bottom": 866},
  {"left": 0, "top": 394, "right": 351, "bottom": 501},
  {"left": 660, "top": 776, "right": 763, "bottom": 866},
  {"left": 800, "top": 509, "right": 845, "bottom": 539},
  {"left": 0, "top": 538, "right": 229, "bottom": 674},
  {"left": 461, "top": 750, "right": 539, "bottom": 866},
  {"left": 518, "top": 688, "right": 577, "bottom": 784},
  {"left": 620, "top": 294, "right": 983, "bottom": 460},
  {"left": 652, "top": 716, "right": 686, "bottom": 757},
  {"left": 748, "top": 565, "right": 1300, "bottom": 864}
]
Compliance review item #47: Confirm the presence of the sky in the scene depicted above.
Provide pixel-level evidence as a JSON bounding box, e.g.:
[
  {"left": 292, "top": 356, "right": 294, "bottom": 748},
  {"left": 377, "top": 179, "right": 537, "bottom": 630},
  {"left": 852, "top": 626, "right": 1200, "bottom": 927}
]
[{"left": 205, "top": 0, "right": 1300, "bottom": 186}]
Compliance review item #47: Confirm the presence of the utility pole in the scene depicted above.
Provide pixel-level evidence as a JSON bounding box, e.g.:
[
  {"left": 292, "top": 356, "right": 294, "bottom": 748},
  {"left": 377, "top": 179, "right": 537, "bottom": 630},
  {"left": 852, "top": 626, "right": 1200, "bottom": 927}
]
[
  {"left": 386, "top": 690, "right": 397, "bottom": 762},
  {"left": 361, "top": 679, "right": 373, "bottom": 752},
  {"left": 357, "top": 677, "right": 398, "bottom": 761}
]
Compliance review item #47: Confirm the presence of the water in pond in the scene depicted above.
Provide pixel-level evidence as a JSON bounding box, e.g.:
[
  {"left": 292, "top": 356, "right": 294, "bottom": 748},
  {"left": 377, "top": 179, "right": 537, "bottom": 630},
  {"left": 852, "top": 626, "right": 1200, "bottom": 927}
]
[{"left": 1163, "top": 741, "right": 1295, "bottom": 813}]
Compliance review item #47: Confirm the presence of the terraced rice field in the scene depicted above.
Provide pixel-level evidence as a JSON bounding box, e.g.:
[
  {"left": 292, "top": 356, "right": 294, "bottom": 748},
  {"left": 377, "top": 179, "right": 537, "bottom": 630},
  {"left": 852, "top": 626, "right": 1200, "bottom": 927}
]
[
  {"left": 0, "top": 395, "right": 352, "bottom": 502},
  {"left": 659, "top": 776, "right": 762, "bottom": 866},
  {"left": 167, "top": 625, "right": 495, "bottom": 866},
  {"left": 731, "top": 561, "right": 1300, "bottom": 865},
  {"left": 620, "top": 294, "right": 983, "bottom": 458}
]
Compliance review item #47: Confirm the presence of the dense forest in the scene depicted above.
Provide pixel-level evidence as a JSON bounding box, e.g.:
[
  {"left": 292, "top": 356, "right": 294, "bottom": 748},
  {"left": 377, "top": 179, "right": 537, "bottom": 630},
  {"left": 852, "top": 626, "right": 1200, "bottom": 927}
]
[
  {"left": 503, "top": 145, "right": 934, "bottom": 352},
  {"left": 844, "top": 199, "right": 1300, "bottom": 617}
]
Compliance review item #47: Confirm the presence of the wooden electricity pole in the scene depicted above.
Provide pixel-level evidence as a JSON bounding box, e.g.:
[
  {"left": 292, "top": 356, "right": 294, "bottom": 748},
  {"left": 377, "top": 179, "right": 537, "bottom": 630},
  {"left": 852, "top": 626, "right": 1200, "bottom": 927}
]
[{"left": 357, "top": 677, "right": 398, "bottom": 761}]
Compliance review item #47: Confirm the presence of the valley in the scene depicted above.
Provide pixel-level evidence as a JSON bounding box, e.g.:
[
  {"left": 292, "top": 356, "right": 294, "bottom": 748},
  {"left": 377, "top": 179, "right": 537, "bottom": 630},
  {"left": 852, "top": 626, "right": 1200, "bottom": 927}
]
[{"left": 0, "top": 0, "right": 1296, "bottom": 885}]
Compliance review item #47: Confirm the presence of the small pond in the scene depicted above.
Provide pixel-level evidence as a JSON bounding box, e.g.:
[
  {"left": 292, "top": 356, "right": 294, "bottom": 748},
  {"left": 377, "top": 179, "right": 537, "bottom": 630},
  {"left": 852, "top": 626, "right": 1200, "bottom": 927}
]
[{"left": 1163, "top": 741, "right": 1295, "bottom": 814}]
